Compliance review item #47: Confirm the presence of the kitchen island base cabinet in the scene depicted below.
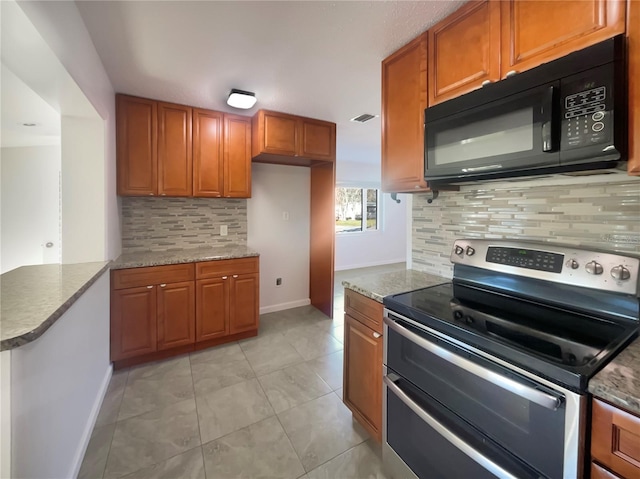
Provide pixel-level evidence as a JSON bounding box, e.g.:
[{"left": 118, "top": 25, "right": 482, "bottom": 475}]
[
  {"left": 110, "top": 257, "right": 259, "bottom": 369},
  {"left": 343, "top": 289, "right": 383, "bottom": 442}
]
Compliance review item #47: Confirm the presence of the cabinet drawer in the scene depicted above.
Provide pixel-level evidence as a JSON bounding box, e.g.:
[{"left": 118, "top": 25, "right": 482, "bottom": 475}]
[
  {"left": 196, "top": 257, "right": 259, "bottom": 279},
  {"left": 591, "top": 462, "right": 624, "bottom": 479},
  {"left": 592, "top": 398, "right": 640, "bottom": 479},
  {"left": 112, "top": 263, "right": 195, "bottom": 290},
  {"left": 344, "top": 289, "right": 383, "bottom": 334}
]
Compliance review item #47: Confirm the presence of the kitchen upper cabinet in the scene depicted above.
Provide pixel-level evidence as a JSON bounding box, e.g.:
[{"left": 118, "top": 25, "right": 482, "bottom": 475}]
[
  {"left": 116, "top": 95, "right": 157, "bottom": 196},
  {"left": 381, "top": 33, "right": 430, "bottom": 193},
  {"left": 111, "top": 285, "right": 157, "bottom": 361},
  {"left": 591, "top": 398, "right": 640, "bottom": 479},
  {"left": 500, "top": 0, "right": 626, "bottom": 77},
  {"left": 224, "top": 114, "right": 252, "bottom": 197},
  {"left": 343, "top": 289, "right": 383, "bottom": 442},
  {"left": 252, "top": 110, "right": 336, "bottom": 166},
  {"left": 428, "top": 0, "right": 501, "bottom": 105},
  {"left": 628, "top": 0, "right": 640, "bottom": 175},
  {"left": 193, "top": 110, "right": 252, "bottom": 198},
  {"left": 157, "top": 280, "right": 195, "bottom": 350},
  {"left": 157, "top": 101, "right": 192, "bottom": 196}
]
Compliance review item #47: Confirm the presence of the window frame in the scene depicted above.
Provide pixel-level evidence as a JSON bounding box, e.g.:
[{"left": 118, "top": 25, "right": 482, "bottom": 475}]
[{"left": 335, "top": 186, "right": 381, "bottom": 235}]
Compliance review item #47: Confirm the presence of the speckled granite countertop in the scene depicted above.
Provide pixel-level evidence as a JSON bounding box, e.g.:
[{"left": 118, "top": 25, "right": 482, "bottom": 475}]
[
  {"left": 342, "top": 270, "right": 449, "bottom": 303},
  {"left": 590, "top": 337, "right": 640, "bottom": 415},
  {"left": 111, "top": 245, "right": 259, "bottom": 270},
  {"left": 1, "top": 262, "right": 110, "bottom": 351}
]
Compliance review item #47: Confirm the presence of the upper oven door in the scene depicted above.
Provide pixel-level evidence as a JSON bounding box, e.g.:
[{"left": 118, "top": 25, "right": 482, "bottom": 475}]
[
  {"left": 385, "top": 313, "right": 582, "bottom": 479},
  {"left": 424, "top": 83, "right": 559, "bottom": 182}
]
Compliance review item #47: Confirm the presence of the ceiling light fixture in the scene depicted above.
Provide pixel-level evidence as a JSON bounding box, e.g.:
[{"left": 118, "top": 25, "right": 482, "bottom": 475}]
[{"left": 227, "top": 89, "right": 257, "bottom": 109}]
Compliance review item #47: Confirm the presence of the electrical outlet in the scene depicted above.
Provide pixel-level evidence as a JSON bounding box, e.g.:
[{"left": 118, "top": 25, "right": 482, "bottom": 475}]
[
  {"left": 220, "top": 225, "right": 228, "bottom": 236},
  {"left": 276, "top": 277, "right": 282, "bottom": 286}
]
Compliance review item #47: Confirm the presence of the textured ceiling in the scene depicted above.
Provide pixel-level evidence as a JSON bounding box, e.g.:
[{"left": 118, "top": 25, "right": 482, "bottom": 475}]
[{"left": 77, "top": 0, "right": 464, "bottom": 166}]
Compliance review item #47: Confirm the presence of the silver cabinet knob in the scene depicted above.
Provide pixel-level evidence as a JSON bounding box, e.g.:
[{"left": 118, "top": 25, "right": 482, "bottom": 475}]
[
  {"left": 147, "top": 285, "right": 153, "bottom": 289},
  {"left": 160, "top": 283, "right": 166, "bottom": 288},
  {"left": 585, "top": 261, "right": 603, "bottom": 275},
  {"left": 222, "top": 276, "right": 228, "bottom": 280},
  {"left": 482, "top": 79, "right": 492, "bottom": 86},
  {"left": 505, "top": 70, "right": 518, "bottom": 78},
  {"left": 566, "top": 259, "right": 579, "bottom": 270},
  {"left": 233, "top": 275, "right": 238, "bottom": 278},
  {"left": 373, "top": 332, "right": 381, "bottom": 339},
  {"left": 611, "top": 265, "right": 631, "bottom": 281}
]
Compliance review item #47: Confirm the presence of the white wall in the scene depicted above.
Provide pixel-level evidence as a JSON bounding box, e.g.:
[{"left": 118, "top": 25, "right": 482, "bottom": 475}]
[
  {"left": 14, "top": 0, "right": 120, "bottom": 261},
  {"left": 0, "top": 146, "right": 61, "bottom": 273},
  {"left": 10, "top": 271, "right": 111, "bottom": 479},
  {"left": 335, "top": 160, "right": 407, "bottom": 270},
  {"left": 61, "top": 117, "right": 106, "bottom": 264},
  {"left": 248, "top": 163, "right": 311, "bottom": 313}
]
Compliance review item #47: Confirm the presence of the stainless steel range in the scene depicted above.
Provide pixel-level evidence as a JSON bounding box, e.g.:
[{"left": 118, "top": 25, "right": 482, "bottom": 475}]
[{"left": 382, "top": 239, "right": 639, "bottom": 479}]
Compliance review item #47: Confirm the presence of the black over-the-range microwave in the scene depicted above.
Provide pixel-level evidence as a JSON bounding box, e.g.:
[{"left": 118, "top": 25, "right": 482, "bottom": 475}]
[{"left": 424, "top": 36, "right": 627, "bottom": 185}]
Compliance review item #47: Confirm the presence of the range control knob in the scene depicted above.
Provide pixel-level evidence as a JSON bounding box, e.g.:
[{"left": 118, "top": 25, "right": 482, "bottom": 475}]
[
  {"left": 566, "top": 259, "right": 579, "bottom": 270},
  {"left": 586, "top": 261, "right": 604, "bottom": 275},
  {"left": 454, "top": 245, "right": 464, "bottom": 256},
  {"left": 466, "top": 247, "right": 476, "bottom": 256},
  {"left": 611, "top": 265, "right": 631, "bottom": 281}
]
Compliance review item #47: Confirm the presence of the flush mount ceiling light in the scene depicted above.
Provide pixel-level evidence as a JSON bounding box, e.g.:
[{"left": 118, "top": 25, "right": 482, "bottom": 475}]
[{"left": 227, "top": 89, "right": 257, "bottom": 109}]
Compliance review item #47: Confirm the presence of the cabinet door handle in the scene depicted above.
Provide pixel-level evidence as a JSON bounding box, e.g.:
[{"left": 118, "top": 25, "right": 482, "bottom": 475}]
[
  {"left": 160, "top": 283, "right": 166, "bottom": 288},
  {"left": 373, "top": 332, "right": 381, "bottom": 338},
  {"left": 222, "top": 276, "right": 228, "bottom": 280},
  {"left": 233, "top": 275, "right": 238, "bottom": 278},
  {"left": 505, "top": 70, "right": 518, "bottom": 78},
  {"left": 146, "top": 285, "right": 153, "bottom": 289},
  {"left": 482, "top": 79, "right": 492, "bottom": 86}
]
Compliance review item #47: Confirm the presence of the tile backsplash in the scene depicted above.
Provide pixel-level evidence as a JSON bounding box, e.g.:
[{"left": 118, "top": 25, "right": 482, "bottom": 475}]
[
  {"left": 412, "top": 175, "right": 640, "bottom": 278},
  {"left": 121, "top": 197, "right": 247, "bottom": 253}
]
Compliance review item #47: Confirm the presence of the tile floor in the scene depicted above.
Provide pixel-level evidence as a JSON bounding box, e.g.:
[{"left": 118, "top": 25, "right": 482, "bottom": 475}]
[{"left": 79, "top": 263, "right": 405, "bottom": 479}]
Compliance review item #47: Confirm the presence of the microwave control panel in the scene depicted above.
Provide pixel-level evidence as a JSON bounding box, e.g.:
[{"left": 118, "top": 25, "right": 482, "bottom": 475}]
[{"left": 561, "top": 65, "right": 613, "bottom": 150}]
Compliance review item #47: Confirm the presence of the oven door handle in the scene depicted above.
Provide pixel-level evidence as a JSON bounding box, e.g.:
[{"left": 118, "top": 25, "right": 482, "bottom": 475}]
[
  {"left": 384, "top": 317, "right": 563, "bottom": 411},
  {"left": 384, "top": 376, "right": 520, "bottom": 479}
]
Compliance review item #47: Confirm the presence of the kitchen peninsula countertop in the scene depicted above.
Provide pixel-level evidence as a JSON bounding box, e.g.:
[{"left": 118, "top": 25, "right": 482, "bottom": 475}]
[
  {"left": 111, "top": 244, "right": 259, "bottom": 270},
  {"left": 590, "top": 337, "right": 640, "bottom": 415},
  {"left": 1, "top": 261, "right": 110, "bottom": 351},
  {"left": 341, "top": 269, "right": 448, "bottom": 303}
]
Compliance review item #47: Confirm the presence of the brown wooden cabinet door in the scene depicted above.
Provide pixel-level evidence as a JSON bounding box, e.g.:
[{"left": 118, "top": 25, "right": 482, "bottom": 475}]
[
  {"left": 501, "top": 0, "right": 626, "bottom": 77},
  {"left": 299, "top": 118, "right": 336, "bottom": 162},
  {"left": 591, "top": 462, "right": 624, "bottom": 479},
  {"left": 157, "top": 101, "right": 192, "bottom": 196},
  {"left": 628, "top": 0, "right": 640, "bottom": 175},
  {"left": 111, "top": 286, "right": 157, "bottom": 361},
  {"left": 381, "top": 33, "right": 429, "bottom": 193},
  {"left": 193, "top": 108, "right": 223, "bottom": 197},
  {"left": 343, "top": 314, "right": 382, "bottom": 442},
  {"left": 258, "top": 111, "right": 298, "bottom": 156},
  {"left": 428, "top": 0, "right": 501, "bottom": 105},
  {"left": 224, "top": 114, "right": 252, "bottom": 198},
  {"left": 157, "top": 281, "right": 195, "bottom": 350},
  {"left": 229, "top": 273, "right": 259, "bottom": 334},
  {"left": 592, "top": 399, "right": 640, "bottom": 479},
  {"left": 116, "top": 95, "right": 157, "bottom": 196},
  {"left": 196, "top": 277, "right": 229, "bottom": 341}
]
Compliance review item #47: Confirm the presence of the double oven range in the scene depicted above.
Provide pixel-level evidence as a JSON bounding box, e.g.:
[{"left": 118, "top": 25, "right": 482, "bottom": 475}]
[{"left": 383, "top": 239, "right": 639, "bottom": 479}]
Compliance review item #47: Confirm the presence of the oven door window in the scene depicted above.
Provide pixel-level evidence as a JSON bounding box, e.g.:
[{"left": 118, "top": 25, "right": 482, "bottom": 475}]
[{"left": 387, "top": 321, "right": 565, "bottom": 479}]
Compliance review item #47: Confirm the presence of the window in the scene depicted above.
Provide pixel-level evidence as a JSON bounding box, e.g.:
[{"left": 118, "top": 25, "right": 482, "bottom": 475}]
[{"left": 335, "top": 187, "right": 379, "bottom": 233}]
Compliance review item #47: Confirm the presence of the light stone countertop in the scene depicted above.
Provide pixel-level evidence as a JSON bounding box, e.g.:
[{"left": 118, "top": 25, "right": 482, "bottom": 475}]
[
  {"left": 1, "top": 261, "right": 111, "bottom": 351},
  {"left": 589, "top": 337, "right": 640, "bottom": 416},
  {"left": 341, "top": 269, "right": 449, "bottom": 303},
  {"left": 111, "top": 244, "right": 259, "bottom": 270}
]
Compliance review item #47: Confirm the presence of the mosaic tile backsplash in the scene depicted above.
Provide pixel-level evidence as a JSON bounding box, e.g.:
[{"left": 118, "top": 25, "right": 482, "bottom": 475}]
[
  {"left": 412, "top": 176, "right": 640, "bottom": 278},
  {"left": 121, "top": 197, "right": 247, "bottom": 253}
]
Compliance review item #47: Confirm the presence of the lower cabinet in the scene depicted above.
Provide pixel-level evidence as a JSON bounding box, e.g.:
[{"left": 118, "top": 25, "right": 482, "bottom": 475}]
[
  {"left": 343, "top": 289, "right": 383, "bottom": 442},
  {"left": 591, "top": 398, "right": 640, "bottom": 479},
  {"left": 111, "top": 257, "right": 259, "bottom": 367}
]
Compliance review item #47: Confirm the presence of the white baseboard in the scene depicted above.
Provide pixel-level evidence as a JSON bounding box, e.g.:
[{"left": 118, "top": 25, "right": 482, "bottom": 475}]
[
  {"left": 335, "top": 258, "right": 406, "bottom": 272},
  {"left": 260, "top": 298, "right": 311, "bottom": 315},
  {"left": 69, "top": 364, "right": 113, "bottom": 479}
]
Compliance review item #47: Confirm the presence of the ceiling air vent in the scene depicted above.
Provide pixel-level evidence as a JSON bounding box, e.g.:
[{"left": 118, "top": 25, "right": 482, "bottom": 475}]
[{"left": 350, "top": 113, "right": 378, "bottom": 123}]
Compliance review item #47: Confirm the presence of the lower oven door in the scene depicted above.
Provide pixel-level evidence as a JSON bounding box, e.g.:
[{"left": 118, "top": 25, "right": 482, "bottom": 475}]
[
  {"left": 384, "top": 312, "right": 585, "bottom": 479},
  {"left": 383, "top": 370, "right": 543, "bottom": 479}
]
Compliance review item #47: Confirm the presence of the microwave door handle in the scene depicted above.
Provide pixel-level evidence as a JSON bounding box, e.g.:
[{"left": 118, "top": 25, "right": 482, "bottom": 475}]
[
  {"left": 541, "top": 85, "right": 555, "bottom": 152},
  {"left": 384, "top": 376, "right": 520, "bottom": 479},
  {"left": 384, "top": 317, "right": 562, "bottom": 411}
]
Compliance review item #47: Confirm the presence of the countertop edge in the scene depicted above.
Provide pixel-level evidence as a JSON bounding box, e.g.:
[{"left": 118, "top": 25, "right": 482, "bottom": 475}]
[
  {"left": 110, "top": 251, "right": 260, "bottom": 270},
  {"left": 1, "top": 263, "right": 111, "bottom": 352},
  {"left": 590, "top": 385, "right": 640, "bottom": 415}
]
